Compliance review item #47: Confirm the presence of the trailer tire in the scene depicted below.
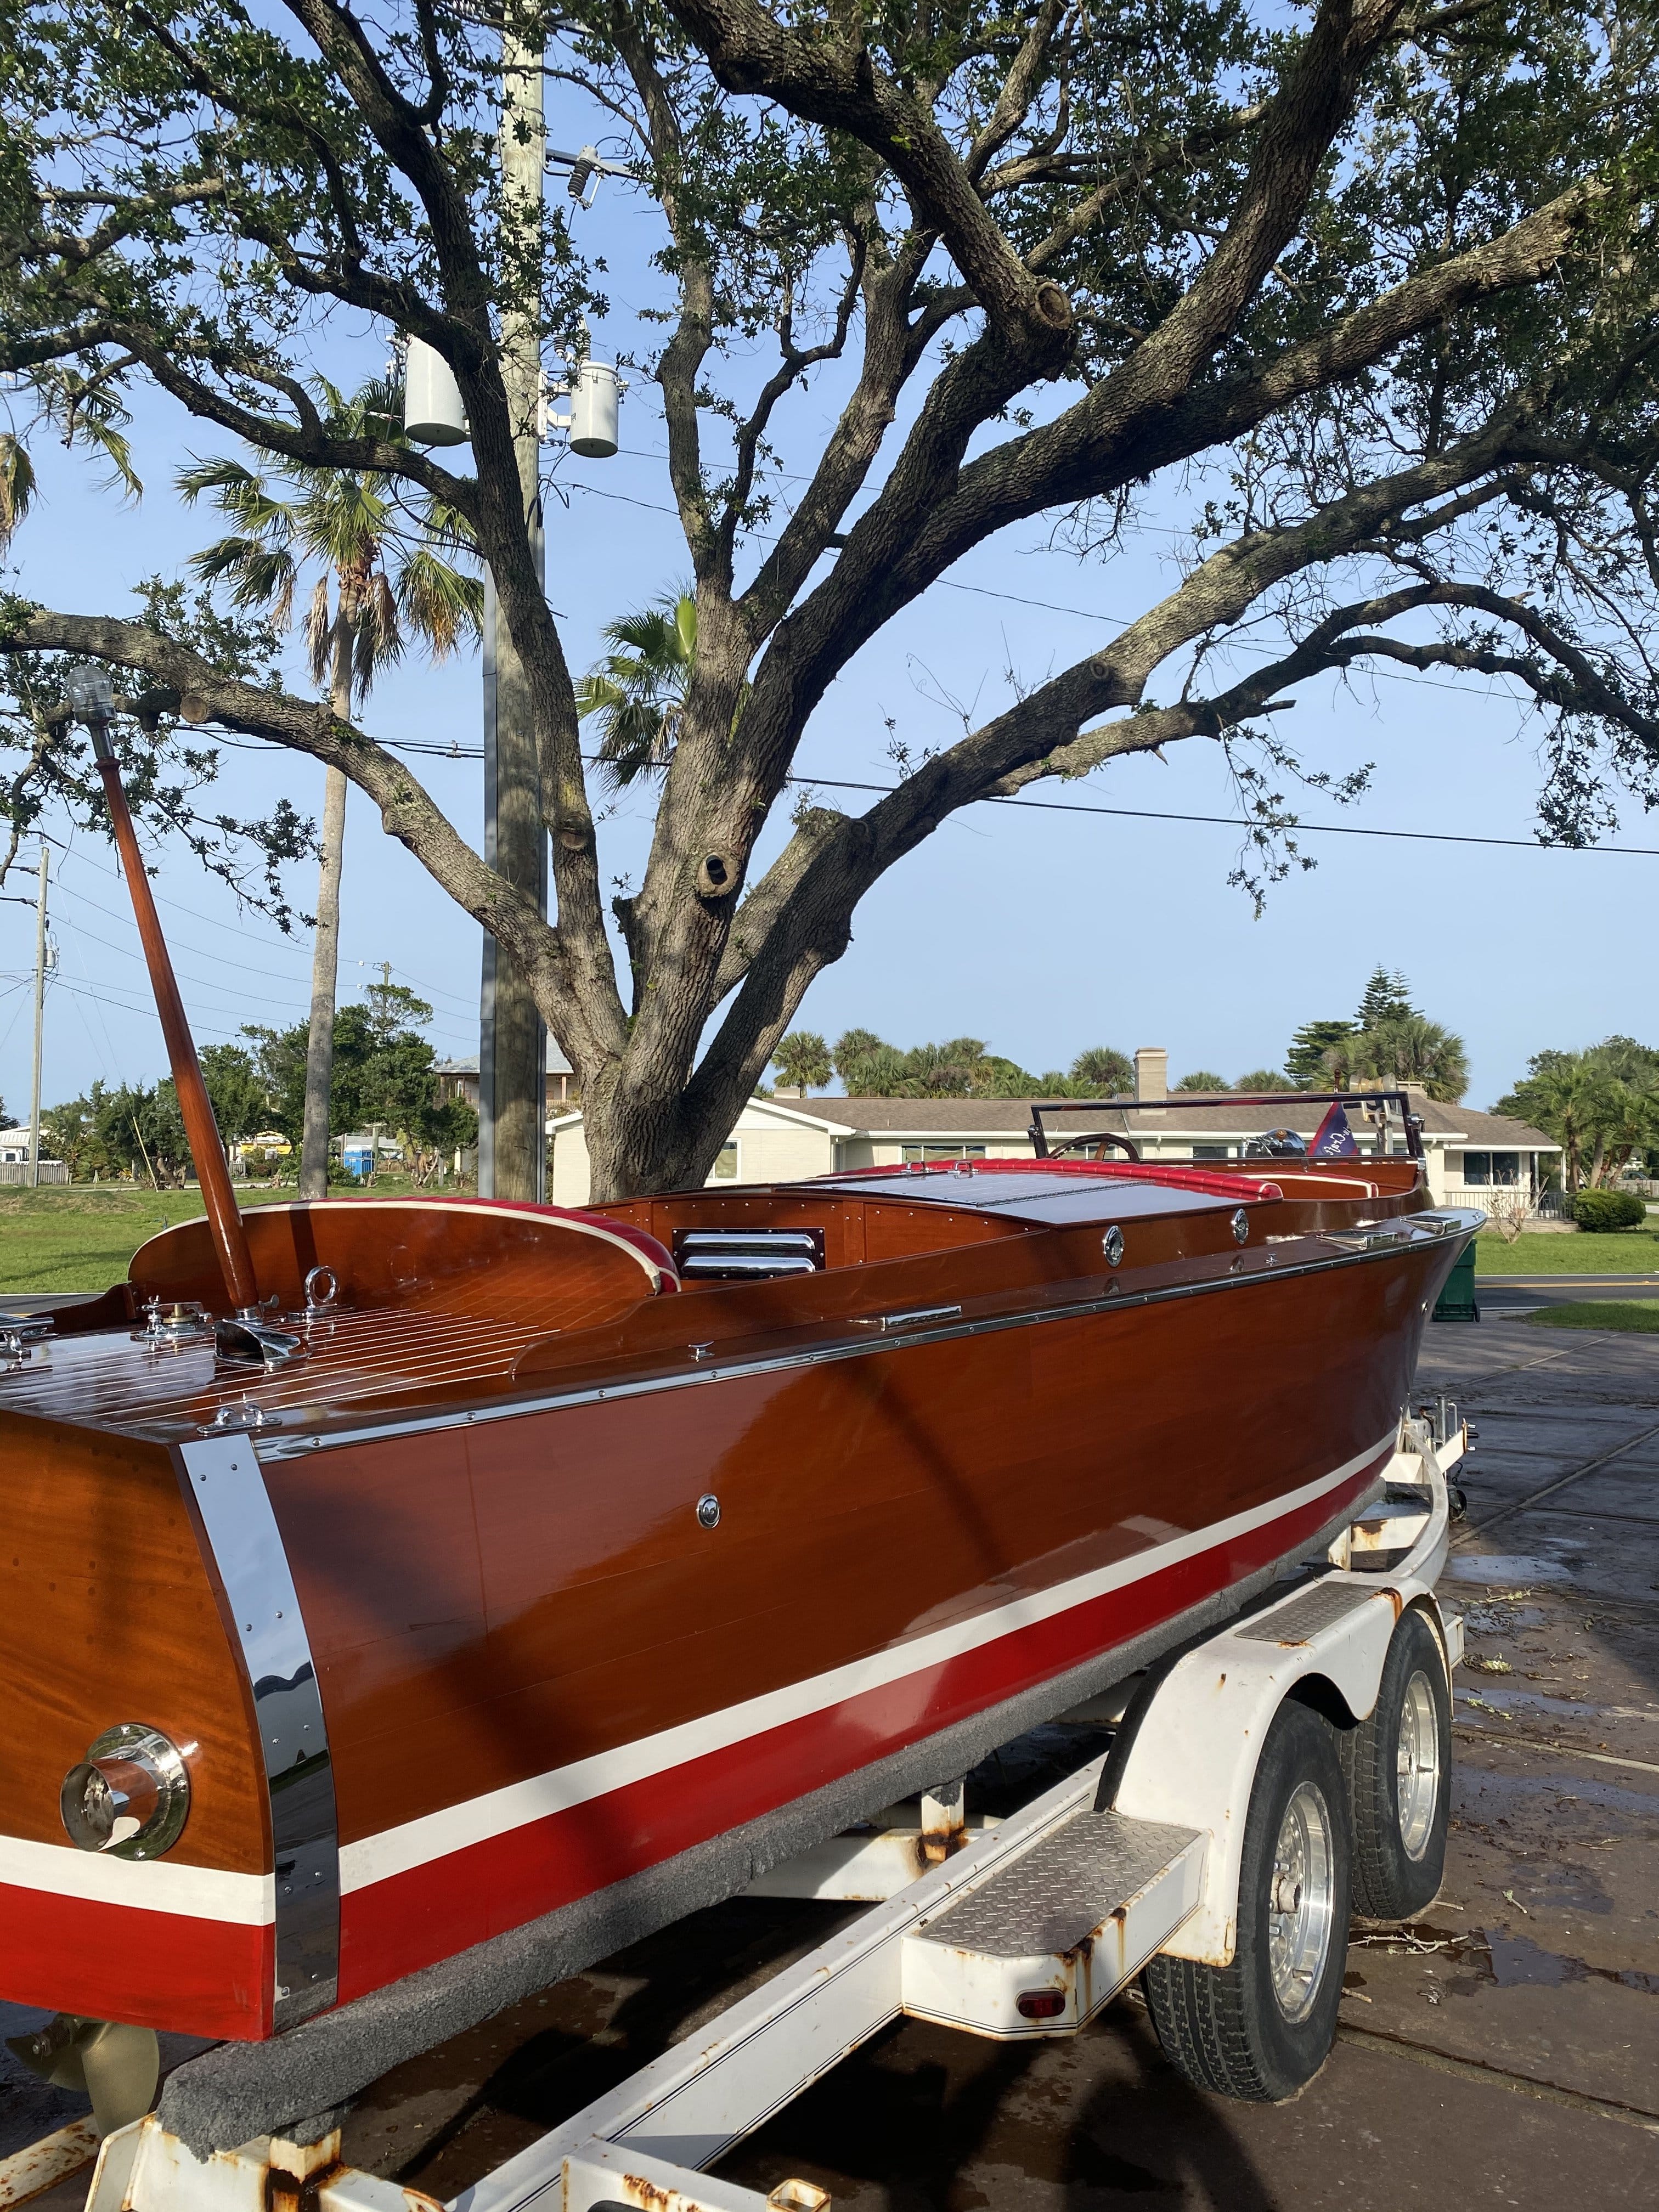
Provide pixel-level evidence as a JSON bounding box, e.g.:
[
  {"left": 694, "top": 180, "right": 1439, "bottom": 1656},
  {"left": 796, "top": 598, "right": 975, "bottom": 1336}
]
[
  {"left": 1142, "top": 1698, "right": 1350, "bottom": 2102},
  {"left": 1341, "top": 1607, "right": 1450, "bottom": 1920}
]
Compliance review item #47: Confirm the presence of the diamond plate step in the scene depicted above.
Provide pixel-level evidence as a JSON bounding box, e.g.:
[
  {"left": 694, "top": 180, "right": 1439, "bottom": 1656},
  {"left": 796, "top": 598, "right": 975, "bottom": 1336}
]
[{"left": 900, "top": 1810, "right": 1204, "bottom": 2038}]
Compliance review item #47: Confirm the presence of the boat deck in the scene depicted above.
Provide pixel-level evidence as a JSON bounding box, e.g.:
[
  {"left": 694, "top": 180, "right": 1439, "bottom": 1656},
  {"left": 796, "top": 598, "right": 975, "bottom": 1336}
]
[
  {"left": 0, "top": 1306, "right": 554, "bottom": 1444},
  {"left": 0, "top": 1161, "right": 1434, "bottom": 1448}
]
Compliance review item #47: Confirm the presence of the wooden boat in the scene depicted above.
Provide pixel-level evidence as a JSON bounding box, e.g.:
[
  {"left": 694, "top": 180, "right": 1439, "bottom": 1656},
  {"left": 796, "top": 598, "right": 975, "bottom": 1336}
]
[{"left": 0, "top": 713, "right": 1476, "bottom": 2062}]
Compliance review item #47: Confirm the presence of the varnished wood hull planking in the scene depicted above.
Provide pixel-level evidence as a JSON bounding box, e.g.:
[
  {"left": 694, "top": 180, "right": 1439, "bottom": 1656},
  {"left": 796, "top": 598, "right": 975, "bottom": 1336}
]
[
  {"left": 0, "top": 1165, "right": 1466, "bottom": 2039},
  {"left": 0, "top": 1417, "right": 273, "bottom": 2032}
]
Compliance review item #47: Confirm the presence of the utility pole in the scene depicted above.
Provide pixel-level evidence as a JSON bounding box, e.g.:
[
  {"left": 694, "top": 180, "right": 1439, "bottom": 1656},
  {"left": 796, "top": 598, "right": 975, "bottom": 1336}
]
[
  {"left": 298, "top": 766, "right": 347, "bottom": 1200},
  {"left": 479, "top": 21, "right": 549, "bottom": 1204},
  {"left": 28, "top": 843, "right": 47, "bottom": 1188}
]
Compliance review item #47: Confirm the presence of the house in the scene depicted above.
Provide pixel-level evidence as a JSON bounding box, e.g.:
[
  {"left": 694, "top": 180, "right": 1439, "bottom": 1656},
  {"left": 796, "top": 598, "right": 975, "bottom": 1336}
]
[
  {"left": 0, "top": 1126, "right": 69, "bottom": 1185},
  {"left": 546, "top": 1045, "right": 1561, "bottom": 1211},
  {"left": 436, "top": 1040, "right": 576, "bottom": 1114},
  {"left": 230, "top": 1130, "right": 291, "bottom": 1172}
]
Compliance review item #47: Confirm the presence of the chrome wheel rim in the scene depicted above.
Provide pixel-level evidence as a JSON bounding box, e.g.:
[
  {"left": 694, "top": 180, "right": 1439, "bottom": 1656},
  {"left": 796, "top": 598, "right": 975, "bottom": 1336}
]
[
  {"left": 1396, "top": 1669, "right": 1441, "bottom": 1860},
  {"left": 1267, "top": 1780, "right": 1336, "bottom": 2022}
]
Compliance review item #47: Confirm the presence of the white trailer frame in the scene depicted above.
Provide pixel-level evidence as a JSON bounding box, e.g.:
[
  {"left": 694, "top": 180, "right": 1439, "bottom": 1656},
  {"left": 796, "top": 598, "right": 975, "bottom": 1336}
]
[{"left": 46, "top": 1417, "right": 1464, "bottom": 2212}]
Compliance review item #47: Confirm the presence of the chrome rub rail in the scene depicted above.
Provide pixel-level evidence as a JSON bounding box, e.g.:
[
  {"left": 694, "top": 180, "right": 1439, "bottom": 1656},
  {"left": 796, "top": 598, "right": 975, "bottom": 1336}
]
[{"left": 176, "top": 1437, "right": 339, "bottom": 2030}]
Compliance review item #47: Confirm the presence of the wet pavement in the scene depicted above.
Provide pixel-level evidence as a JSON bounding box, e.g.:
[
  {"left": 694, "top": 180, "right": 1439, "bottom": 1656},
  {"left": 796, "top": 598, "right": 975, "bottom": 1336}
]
[{"left": 12, "top": 1317, "right": 1659, "bottom": 2208}]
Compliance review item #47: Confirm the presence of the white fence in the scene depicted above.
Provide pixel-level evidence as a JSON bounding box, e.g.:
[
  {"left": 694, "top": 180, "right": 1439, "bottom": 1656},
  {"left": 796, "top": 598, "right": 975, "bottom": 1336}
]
[
  {"left": 0, "top": 1160, "right": 68, "bottom": 1186},
  {"left": 1440, "top": 1183, "right": 1565, "bottom": 1220}
]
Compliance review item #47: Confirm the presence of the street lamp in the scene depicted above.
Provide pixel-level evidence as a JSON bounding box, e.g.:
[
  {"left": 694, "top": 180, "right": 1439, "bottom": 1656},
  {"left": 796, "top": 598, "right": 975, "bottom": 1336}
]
[{"left": 64, "top": 663, "right": 116, "bottom": 746}]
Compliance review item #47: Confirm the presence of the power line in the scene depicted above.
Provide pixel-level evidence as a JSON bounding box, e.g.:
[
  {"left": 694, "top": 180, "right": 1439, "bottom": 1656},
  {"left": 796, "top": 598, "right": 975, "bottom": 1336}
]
[
  {"left": 366, "top": 734, "right": 1659, "bottom": 859},
  {"left": 46, "top": 973, "right": 250, "bottom": 1042},
  {"left": 557, "top": 476, "right": 1551, "bottom": 704},
  {"left": 53, "top": 874, "right": 312, "bottom": 986},
  {"left": 785, "top": 775, "right": 1659, "bottom": 858},
  {"left": 49, "top": 900, "right": 310, "bottom": 1012}
]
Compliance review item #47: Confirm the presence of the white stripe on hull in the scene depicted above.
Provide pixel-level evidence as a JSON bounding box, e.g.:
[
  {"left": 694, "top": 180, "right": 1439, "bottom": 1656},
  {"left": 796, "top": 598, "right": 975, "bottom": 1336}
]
[
  {"left": 0, "top": 1432, "right": 1388, "bottom": 1923},
  {"left": 0, "top": 1833, "right": 273, "bottom": 1923},
  {"left": 339, "top": 1431, "right": 1391, "bottom": 1894}
]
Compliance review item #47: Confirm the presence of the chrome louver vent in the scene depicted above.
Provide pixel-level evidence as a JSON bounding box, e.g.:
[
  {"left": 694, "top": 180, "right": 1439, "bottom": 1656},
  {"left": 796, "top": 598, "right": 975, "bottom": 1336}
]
[{"left": 674, "top": 1228, "right": 824, "bottom": 1280}]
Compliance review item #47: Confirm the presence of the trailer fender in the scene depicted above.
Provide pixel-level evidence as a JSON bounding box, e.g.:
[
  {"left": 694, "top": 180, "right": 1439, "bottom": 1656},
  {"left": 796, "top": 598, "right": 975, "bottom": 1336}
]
[{"left": 1110, "top": 1581, "right": 1405, "bottom": 1967}]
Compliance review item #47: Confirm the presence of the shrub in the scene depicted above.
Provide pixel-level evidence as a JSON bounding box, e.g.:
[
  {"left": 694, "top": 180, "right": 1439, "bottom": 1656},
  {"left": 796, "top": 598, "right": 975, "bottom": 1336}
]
[{"left": 1570, "top": 1188, "right": 1649, "bottom": 1231}]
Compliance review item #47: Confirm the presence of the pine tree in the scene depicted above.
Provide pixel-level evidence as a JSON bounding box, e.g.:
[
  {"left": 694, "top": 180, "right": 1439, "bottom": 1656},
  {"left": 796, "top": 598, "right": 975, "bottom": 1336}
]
[
  {"left": 1286, "top": 1020, "right": 1357, "bottom": 1087},
  {"left": 1357, "top": 968, "right": 1418, "bottom": 1028}
]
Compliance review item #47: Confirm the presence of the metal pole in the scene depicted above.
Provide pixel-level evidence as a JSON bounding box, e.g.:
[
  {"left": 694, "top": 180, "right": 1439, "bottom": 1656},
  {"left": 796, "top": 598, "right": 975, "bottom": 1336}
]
[
  {"left": 478, "top": 562, "right": 498, "bottom": 1198},
  {"left": 27, "top": 843, "right": 47, "bottom": 1188},
  {"left": 298, "top": 764, "right": 347, "bottom": 1200}
]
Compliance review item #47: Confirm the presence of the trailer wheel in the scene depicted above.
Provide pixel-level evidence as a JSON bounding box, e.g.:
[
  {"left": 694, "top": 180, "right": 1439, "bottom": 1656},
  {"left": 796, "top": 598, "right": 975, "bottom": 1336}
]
[
  {"left": 1341, "top": 1607, "right": 1450, "bottom": 1920},
  {"left": 1142, "top": 1699, "right": 1350, "bottom": 2101}
]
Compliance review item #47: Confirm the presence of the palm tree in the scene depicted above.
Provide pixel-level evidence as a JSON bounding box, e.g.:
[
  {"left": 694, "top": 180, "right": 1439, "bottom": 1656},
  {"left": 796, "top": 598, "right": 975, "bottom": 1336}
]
[
  {"left": 1327, "top": 1016, "right": 1469, "bottom": 1104},
  {"left": 576, "top": 591, "right": 698, "bottom": 787},
  {"left": 179, "top": 376, "right": 481, "bottom": 1196},
  {"left": 772, "top": 1030, "right": 832, "bottom": 1097},
  {"left": 1069, "top": 1046, "right": 1135, "bottom": 1095},
  {"left": 1173, "top": 1070, "right": 1229, "bottom": 1092}
]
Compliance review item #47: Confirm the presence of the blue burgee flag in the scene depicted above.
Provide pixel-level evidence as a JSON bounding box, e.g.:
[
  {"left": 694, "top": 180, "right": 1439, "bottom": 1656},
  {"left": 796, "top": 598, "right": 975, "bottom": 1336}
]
[{"left": 1311, "top": 1100, "right": 1360, "bottom": 1158}]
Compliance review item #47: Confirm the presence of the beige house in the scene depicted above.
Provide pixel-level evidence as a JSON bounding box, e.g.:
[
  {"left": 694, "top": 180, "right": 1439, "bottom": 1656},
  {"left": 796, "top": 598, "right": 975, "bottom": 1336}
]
[
  {"left": 547, "top": 1045, "right": 1560, "bottom": 1210},
  {"left": 437, "top": 1039, "right": 577, "bottom": 1114}
]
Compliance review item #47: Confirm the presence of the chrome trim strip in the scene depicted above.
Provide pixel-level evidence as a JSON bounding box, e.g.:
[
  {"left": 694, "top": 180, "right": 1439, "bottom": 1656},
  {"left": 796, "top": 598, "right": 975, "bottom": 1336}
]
[
  {"left": 177, "top": 1436, "right": 339, "bottom": 2029},
  {"left": 259, "top": 1215, "right": 1476, "bottom": 1462}
]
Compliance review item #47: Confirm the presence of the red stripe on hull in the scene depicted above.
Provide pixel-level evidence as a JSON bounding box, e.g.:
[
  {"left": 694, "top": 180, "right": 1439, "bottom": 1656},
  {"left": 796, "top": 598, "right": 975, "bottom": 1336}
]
[
  {"left": 337, "top": 1459, "right": 1379, "bottom": 2002},
  {"left": 0, "top": 1882, "right": 273, "bottom": 2039}
]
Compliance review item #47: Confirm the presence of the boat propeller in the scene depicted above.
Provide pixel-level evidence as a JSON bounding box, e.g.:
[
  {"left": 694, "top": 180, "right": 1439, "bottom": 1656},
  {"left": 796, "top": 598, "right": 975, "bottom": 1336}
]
[{"left": 4, "top": 2014, "right": 160, "bottom": 2136}]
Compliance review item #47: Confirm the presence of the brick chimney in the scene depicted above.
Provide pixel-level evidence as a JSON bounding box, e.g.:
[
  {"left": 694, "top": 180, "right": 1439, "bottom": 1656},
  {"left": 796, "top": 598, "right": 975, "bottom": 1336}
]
[{"left": 1135, "top": 1047, "right": 1168, "bottom": 1102}]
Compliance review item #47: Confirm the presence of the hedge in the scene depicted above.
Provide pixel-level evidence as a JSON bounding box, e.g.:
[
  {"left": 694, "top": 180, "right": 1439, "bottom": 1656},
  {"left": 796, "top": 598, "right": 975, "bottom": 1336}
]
[{"left": 1569, "top": 1188, "right": 1650, "bottom": 1231}]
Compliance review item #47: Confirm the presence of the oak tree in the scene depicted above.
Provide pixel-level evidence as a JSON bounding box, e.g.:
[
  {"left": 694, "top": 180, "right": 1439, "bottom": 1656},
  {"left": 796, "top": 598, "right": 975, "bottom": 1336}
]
[{"left": 4, "top": 0, "right": 1658, "bottom": 1198}]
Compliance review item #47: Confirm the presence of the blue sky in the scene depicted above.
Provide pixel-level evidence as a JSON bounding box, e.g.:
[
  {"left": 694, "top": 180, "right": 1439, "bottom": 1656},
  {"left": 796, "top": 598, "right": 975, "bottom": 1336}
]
[{"left": 1, "top": 138, "right": 1651, "bottom": 1122}]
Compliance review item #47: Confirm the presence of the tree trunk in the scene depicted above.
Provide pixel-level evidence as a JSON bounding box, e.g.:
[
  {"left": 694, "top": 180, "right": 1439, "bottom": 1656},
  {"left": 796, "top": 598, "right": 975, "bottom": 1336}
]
[
  {"left": 299, "top": 626, "right": 351, "bottom": 1199},
  {"left": 582, "top": 1071, "right": 710, "bottom": 1204},
  {"left": 487, "top": 24, "right": 549, "bottom": 1204}
]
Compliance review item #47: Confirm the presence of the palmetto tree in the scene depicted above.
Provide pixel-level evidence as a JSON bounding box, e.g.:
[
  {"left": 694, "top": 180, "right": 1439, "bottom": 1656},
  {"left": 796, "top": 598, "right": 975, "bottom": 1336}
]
[
  {"left": 1069, "top": 1047, "right": 1135, "bottom": 1097},
  {"left": 771, "top": 1030, "right": 832, "bottom": 1097},
  {"left": 179, "top": 377, "right": 481, "bottom": 1196},
  {"left": 575, "top": 592, "right": 699, "bottom": 788},
  {"left": 1325, "top": 1016, "right": 1470, "bottom": 1105}
]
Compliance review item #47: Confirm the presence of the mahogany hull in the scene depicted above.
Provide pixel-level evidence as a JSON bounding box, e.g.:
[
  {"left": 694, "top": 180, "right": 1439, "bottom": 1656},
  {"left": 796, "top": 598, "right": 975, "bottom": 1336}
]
[{"left": 0, "top": 1171, "right": 1461, "bottom": 2041}]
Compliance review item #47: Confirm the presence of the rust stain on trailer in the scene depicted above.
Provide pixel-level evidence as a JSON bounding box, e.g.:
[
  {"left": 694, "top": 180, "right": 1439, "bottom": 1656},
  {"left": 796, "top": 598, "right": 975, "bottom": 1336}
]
[
  {"left": 622, "top": 2176, "right": 676, "bottom": 2212},
  {"left": 916, "top": 1819, "right": 969, "bottom": 1870},
  {"left": 0, "top": 2117, "right": 100, "bottom": 2210}
]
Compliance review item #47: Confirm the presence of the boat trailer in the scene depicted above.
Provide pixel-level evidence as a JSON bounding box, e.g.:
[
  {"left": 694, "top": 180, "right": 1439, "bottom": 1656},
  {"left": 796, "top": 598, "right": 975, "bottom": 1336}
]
[{"left": 5, "top": 1409, "right": 1468, "bottom": 2212}]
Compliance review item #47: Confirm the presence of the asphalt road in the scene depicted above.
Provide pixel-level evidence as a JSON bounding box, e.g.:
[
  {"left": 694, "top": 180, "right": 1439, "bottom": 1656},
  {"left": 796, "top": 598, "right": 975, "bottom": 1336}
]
[
  {"left": 8, "top": 1313, "right": 1659, "bottom": 2209},
  {"left": 1471, "top": 1274, "right": 1659, "bottom": 1313}
]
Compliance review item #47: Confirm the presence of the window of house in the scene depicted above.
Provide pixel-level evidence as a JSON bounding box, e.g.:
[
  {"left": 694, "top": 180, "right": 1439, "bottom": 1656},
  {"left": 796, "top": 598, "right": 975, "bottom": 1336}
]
[
  {"left": 712, "top": 1141, "right": 739, "bottom": 1180},
  {"left": 1192, "top": 1144, "right": 1232, "bottom": 1161},
  {"left": 1464, "top": 1152, "right": 1519, "bottom": 1187},
  {"left": 901, "top": 1143, "right": 987, "bottom": 1163}
]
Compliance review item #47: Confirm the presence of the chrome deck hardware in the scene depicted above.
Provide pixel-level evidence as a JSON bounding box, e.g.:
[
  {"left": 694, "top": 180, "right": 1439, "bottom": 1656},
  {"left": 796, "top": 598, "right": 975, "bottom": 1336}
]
[
  {"left": 674, "top": 1228, "right": 824, "bottom": 1279},
  {"left": 0, "top": 1310, "right": 55, "bottom": 1363},
  {"left": 134, "top": 1298, "right": 215, "bottom": 1350}
]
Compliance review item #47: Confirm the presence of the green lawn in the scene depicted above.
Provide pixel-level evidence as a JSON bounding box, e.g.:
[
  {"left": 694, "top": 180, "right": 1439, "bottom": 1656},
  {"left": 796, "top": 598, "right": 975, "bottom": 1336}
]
[
  {"left": 1527, "top": 1300, "right": 1659, "bottom": 1334},
  {"left": 0, "top": 1180, "right": 448, "bottom": 1293},
  {"left": 1474, "top": 1229, "right": 1659, "bottom": 1275}
]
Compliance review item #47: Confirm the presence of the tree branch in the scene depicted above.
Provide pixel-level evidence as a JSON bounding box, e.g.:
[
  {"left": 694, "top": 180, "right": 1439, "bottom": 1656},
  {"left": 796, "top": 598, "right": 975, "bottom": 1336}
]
[
  {"left": 0, "top": 605, "right": 624, "bottom": 1067},
  {"left": 661, "top": 0, "right": 1077, "bottom": 364}
]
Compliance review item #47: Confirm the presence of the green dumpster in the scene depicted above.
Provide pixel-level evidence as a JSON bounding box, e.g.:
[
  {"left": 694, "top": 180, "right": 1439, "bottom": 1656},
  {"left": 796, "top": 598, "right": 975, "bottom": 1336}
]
[{"left": 1432, "top": 1238, "right": 1480, "bottom": 1323}]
